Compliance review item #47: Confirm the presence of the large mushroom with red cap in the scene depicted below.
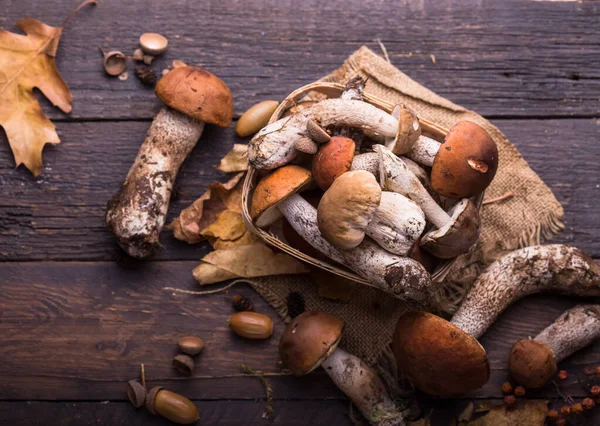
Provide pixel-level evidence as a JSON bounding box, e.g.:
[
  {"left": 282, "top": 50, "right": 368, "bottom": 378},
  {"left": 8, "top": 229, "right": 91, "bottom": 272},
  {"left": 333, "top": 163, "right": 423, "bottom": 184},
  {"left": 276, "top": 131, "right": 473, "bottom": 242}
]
[
  {"left": 280, "top": 311, "right": 405, "bottom": 426},
  {"left": 106, "top": 66, "right": 233, "bottom": 258}
]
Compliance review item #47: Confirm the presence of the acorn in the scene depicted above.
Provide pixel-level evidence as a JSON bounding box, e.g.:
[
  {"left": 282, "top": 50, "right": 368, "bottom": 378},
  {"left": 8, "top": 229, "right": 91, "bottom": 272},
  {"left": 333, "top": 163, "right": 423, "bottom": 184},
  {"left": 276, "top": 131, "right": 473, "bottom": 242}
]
[
  {"left": 173, "top": 354, "right": 195, "bottom": 376},
  {"left": 146, "top": 387, "right": 199, "bottom": 424},
  {"left": 178, "top": 336, "right": 205, "bottom": 356},
  {"left": 232, "top": 294, "right": 254, "bottom": 312},
  {"left": 229, "top": 312, "right": 273, "bottom": 339},
  {"left": 101, "top": 49, "right": 126, "bottom": 76},
  {"left": 126, "top": 380, "right": 146, "bottom": 408},
  {"left": 135, "top": 65, "right": 157, "bottom": 86}
]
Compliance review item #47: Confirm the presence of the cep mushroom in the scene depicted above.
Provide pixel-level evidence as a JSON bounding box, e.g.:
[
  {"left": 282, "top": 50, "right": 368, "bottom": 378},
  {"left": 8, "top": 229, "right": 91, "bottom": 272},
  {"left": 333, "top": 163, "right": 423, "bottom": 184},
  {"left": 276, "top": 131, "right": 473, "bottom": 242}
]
[
  {"left": 312, "top": 136, "right": 356, "bottom": 190},
  {"left": 250, "top": 165, "right": 432, "bottom": 303},
  {"left": 317, "top": 170, "right": 425, "bottom": 255},
  {"left": 106, "top": 66, "right": 233, "bottom": 258},
  {"left": 509, "top": 304, "right": 600, "bottom": 389},
  {"left": 392, "top": 244, "right": 600, "bottom": 397},
  {"left": 376, "top": 145, "right": 480, "bottom": 258},
  {"left": 280, "top": 311, "right": 405, "bottom": 426}
]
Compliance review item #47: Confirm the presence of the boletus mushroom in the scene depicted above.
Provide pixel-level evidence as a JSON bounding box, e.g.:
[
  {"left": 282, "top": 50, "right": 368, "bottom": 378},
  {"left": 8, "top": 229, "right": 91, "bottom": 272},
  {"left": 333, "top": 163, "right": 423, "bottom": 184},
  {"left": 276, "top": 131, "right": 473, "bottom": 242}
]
[
  {"left": 317, "top": 170, "right": 425, "bottom": 256},
  {"left": 392, "top": 244, "right": 600, "bottom": 397},
  {"left": 106, "top": 66, "right": 233, "bottom": 258},
  {"left": 510, "top": 304, "right": 600, "bottom": 389},
  {"left": 280, "top": 311, "right": 405, "bottom": 426},
  {"left": 250, "top": 165, "right": 432, "bottom": 303},
  {"left": 376, "top": 145, "right": 480, "bottom": 258}
]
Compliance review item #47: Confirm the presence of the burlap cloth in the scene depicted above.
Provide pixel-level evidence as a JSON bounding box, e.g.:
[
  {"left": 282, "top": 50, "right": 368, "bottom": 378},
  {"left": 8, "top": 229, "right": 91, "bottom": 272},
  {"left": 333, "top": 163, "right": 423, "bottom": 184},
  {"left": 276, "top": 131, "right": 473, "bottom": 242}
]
[{"left": 244, "top": 46, "right": 565, "bottom": 366}]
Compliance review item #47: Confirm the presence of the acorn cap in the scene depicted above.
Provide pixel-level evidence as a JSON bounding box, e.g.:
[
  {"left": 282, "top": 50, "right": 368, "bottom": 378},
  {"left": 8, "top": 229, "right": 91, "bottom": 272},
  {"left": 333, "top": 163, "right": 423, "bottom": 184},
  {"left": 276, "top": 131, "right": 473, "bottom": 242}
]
[
  {"left": 431, "top": 121, "right": 498, "bottom": 199},
  {"left": 173, "top": 354, "right": 195, "bottom": 376},
  {"left": 126, "top": 379, "right": 147, "bottom": 408},
  {"left": 392, "top": 311, "right": 489, "bottom": 397},
  {"left": 279, "top": 311, "right": 344, "bottom": 376},
  {"left": 509, "top": 339, "right": 557, "bottom": 389},
  {"left": 155, "top": 66, "right": 233, "bottom": 127},
  {"left": 145, "top": 386, "right": 163, "bottom": 415},
  {"left": 178, "top": 336, "right": 205, "bottom": 356},
  {"left": 250, "top": 165, "right": 313, "bottom": 228},
  {"left": 312, "top": 136, "right": 355, "bottom": 190}
]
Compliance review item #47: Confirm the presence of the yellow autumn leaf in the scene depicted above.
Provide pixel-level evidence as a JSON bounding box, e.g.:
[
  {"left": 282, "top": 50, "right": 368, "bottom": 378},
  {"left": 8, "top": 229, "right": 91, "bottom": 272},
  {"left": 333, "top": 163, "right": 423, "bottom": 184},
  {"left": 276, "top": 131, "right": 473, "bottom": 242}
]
[
  {"left": 0, "top": 0, "right": 95, "bottom": 175},
  {"left": 216, "top": 144, "right": 248, "bottom": 173}
]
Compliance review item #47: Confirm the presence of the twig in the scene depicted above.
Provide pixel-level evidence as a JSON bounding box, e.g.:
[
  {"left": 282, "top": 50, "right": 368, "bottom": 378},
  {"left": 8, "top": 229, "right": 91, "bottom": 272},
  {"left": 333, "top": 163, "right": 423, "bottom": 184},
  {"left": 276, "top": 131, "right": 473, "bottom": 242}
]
[
  {"left": 164, "top": 281, "right": 238, "bottom": 295},
  {"left": 483, "top": 191, "right": 515, "bottom": 206},
  {"left": 60, "top": 0, "right": 97, "bottom": 28},
  {"left": 551, "top": 380, "right": 575, "bottom": 405},
  {"left": 241, "top": 364, "right": 274, "bottom": 420},
  {"left": 140, "top": 364, "right": 146, "bottom": 390},
  {"left": 376, "top": 39, "right": 391, "bottom": 63}
]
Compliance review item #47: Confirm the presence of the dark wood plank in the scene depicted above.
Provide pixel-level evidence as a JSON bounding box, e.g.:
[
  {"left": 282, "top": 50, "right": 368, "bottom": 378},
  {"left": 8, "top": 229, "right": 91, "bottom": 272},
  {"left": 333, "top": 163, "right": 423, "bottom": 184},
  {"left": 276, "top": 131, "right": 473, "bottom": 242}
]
[
  {"left": 0, "top": 262, "right": 598, "bottom": 402},
  {"left": 1, "top": 119, "right": 598, "bottom": 261},
  {"left": 2, "top": 0, "right": 599, "bottom": 120},
  {"left": 0, "top": 400, "right": 354, "bottom": 426}
]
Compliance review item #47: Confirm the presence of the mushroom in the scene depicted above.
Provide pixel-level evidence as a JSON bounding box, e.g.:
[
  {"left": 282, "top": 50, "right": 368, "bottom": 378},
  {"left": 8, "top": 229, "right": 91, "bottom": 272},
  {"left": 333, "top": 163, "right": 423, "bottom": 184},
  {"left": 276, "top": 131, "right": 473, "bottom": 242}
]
[
  {"left": 317, "top": 170, "right": 425, "bottom": 255},
  {"left": 376, "top": 145, "right": 479, "bottom": 258},
  {"left": 392, "top": 244, "right": 600, "bottom": 397},
  {"left": 106, "top": 66, "right": 233, "bottom": 258},
  {"left": 351, "top": 152, "right": 379, "bottom": 178},
  {"left": 402, "top": 120, "right": 498, "bottom": 199},
  {"left": 280, "top": 311, "right": 405, "bottom": 426},
  {"left": 509, "top": 304, "right": 600, "bottom": 389},
  {"left": 312, "top": 136, "right": 356, "bottom": 190},
  {"left": 248, "top": 98, "right": 398, "bottom": 170},
  {"left": 250, "top": 166, "right": 432, "bottom": 303}
]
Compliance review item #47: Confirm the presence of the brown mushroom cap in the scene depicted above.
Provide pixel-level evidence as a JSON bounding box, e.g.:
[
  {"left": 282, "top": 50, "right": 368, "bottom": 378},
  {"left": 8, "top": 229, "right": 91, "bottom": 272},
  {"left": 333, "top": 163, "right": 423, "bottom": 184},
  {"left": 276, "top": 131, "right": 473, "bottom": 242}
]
[
  {"left": 509, "top": 339, "right": 557, "bottom": 389},
  {"left": 312, "top": 136, "right": 356, "bottom": 191},
  {"left": 392, "top": 311, "right": 490, "bottom": 397},
  {"left": 155, "top": 66, "right": 233, "bottom": 127},
  {"left": 431, "top": 121, "right": 498, "bottom": 199},
  {"left": 279, "top": 311, "right": 344, "bottom": 376},
  {"left": 250, "top": 165, "right": 313, "bottom": 227}
]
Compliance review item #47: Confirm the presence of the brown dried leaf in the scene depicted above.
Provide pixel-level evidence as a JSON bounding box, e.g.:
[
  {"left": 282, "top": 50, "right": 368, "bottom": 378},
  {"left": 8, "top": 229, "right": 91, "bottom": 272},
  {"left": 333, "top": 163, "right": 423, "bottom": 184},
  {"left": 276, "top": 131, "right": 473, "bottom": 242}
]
[
  {"left": 193, "top": 243, "right": 309, "bottom": 285},
  {"left": 211, "top": 230, "right": 261, "bottom": 250},
  {"left": 0, "top": 0, "right": 95, "bottom": 175},
  {"left": 169, "top": 172, "right": 245, "bottom": 243},
  {"left": 467, "top": 400, "right": 548, "bottom": 426},
  {"left": 200, "top": 210, "right": 247, "bottom": 243},
  {"left": 216, "top": 144, "right": 248, "bottom": 173}
]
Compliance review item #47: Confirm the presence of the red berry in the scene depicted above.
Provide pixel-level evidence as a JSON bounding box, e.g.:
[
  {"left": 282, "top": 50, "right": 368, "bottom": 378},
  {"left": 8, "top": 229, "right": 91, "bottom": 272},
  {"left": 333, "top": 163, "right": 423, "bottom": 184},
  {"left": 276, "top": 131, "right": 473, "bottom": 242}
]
[
  {"left": 514, "top": 386, "right": 526, "bottom": 397},
  {"left": 561, "top": 405, "right": 571, "bottom": 416},
  {"left": 501, "top": 382, "right": 513, "bottom": 395},
  {"left": 557, "top": 370, "right": 568, "bottom": 380},
  {"left": 591, "top": 385, "right": 600, "bottom": 397},
  {"left": 547, "top": 409, "right": 559, "bottom": 420},
  {"left": 504, "top": 395, "right": 517, "bottom": 409},
  {"left": 571, "top": 403, "right": 583, "bottom": 414},
  {"left": 582, "top": 398, "right": 595, "bottom": 410}
]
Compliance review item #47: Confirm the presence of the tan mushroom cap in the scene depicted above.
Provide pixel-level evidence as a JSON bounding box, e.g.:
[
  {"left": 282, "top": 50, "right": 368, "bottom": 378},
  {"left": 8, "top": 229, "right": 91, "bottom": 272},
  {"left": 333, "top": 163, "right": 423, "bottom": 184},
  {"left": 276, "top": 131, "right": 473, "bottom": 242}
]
[
  {"left": 279, "top": 311, "right": 344, "bottom": 376},
  {"left": 509, "top": 339, "right": 557, "bottom": 389},
  {"left": 312, "top": 136, "right": 356, "bottom": 191},
  {"left": 431, "top": 121, "right": 498, "bottom": 199},
  {"left": 317, "top": 170, "right": 382, "bottom": 250},
  {"left": 155, "top": 66, "right": 233, "bottom": 127},
  {"left": 250, "top": 165, "right": 313, "bottom": 228},
  {"left": 392, "top": 311, "right": 490, "bottom": 397}
]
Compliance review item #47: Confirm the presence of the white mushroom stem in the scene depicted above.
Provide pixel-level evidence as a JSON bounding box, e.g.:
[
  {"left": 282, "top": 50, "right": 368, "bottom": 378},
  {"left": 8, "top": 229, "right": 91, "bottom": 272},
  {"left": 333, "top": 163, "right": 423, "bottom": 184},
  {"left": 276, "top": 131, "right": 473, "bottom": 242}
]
[
  {"left": 106, "top": 108, "right": 204, "bottom": 258},
  {"left": 351, "top": 152, "right": 379, "bottom": 178},
  {"left": 376, "top": 145, "right": 451, "bottom": 228},
  {"left": 451, "top": 245, "right": 600, "bottom": 339},
  {"left": 535, "top": 305, "right": 600, "bottom": 362},
  {"left": 405, "top": 135, "right": 440, "bottom": 167},
  {"left": 248, "top": 99, "right": 398, "bottom": 170},
  {"left": 278, "top": 194, "right": 432, "bottom": 303},
  {"left": 321, "top": 348, "right": 405, "bottom": 426}
]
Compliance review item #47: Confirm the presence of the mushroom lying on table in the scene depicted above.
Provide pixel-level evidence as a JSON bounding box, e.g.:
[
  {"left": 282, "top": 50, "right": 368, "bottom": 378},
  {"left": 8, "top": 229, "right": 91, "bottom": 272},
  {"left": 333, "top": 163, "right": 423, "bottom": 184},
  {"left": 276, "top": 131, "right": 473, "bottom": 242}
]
[
  {"left": 106, "top": 66, "right": 233, "bottom": 258},
  {"left": 392, "top": 244, "right": 600, "bottom": 397},
  {"left": 280, "top": 311, "right": 405, "bottom": 426},
  {"left": 376, "top": 145, "right": 480, "bottom": 258},
  {"left": 510, "top": 304, "right": 600, "bottom": 389},
  {"left": 317, "top": 170, "right": 425, "bottom": 256},
  {"left": 250, "top": 165, "right": 432, "bottom": 303}
]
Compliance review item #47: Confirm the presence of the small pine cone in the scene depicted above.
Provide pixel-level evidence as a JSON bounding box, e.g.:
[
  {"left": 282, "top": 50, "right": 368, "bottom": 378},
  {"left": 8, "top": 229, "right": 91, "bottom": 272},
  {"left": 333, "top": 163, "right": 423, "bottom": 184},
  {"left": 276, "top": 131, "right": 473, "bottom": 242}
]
[
  {"left": 514, "top": 386, "right": 526, "bottom": 397},
  {"left": 286, "top": 291, "right": 305, "bottom": 319},
  {"left": 501, "top": 382, "right": 513, "bottom": 395},
  {"left": 504, "top": 395, "right": 517, "bottom": 409},
  {"left": 561, "top": 405, "right": 571, "bottom": 416},
  {"left": 232, "top": 294, "right": 254, "bottom": 312},
  {"left": 591, "top": 385, "right": 600, "bottom": 397},
  {"left": 582, "top": 398, "right": 595, "bottom": 410},
  {"left": 557, "top": 370, "right": 568, "bottom": 380},
  {"left": 135, "top": 65, "right": 157, "bottom": 86},
  {"left": 571, "top": 403, "right": 583, "bottom": 414},
  {"left": 546, "top": 409, "right": 559, "bottom": 421}
]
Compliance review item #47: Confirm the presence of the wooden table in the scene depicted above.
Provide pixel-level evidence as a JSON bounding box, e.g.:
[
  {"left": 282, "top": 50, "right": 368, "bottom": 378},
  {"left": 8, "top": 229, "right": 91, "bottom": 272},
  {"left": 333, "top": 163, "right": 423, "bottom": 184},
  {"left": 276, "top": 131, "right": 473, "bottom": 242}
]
[{"left": 1, "top": 0, "right": 599, "bottom": 424}]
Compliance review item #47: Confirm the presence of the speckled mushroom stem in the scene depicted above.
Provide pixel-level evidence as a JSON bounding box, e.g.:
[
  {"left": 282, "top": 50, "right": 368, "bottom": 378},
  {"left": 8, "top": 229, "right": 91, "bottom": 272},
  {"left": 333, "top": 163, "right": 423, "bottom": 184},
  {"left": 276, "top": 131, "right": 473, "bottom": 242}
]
[
  {"left": 451, "top": 245, "right": 600, "bottom": 339},
  {"left": 321, "top": 348, "right": 405, "bottom": 426},
  {"left": 534, "top": 305, "right": 600, "bottom": 362},
  {"left": 106, "top": 108, "right": 204, "bottom": 258},
  {"left": 278, "top": 194, "right": 432, "bottom": 304},
  {"left": 405, "top": 135, "right": 440, "bottom": 167},
  {"left": 337, "top": 76, "right": 366, "bottom": 150}
]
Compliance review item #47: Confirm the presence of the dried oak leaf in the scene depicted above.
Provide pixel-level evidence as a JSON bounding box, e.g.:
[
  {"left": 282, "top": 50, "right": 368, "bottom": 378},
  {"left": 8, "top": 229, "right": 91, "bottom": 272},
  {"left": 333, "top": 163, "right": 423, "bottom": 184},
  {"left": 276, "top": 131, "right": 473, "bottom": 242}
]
[
  {"left": 193, "top": 243, "right": 309, "bottom": 285},
  {"left": 0, "top": 0, "right": 95, "bottom": 175},
  {"left": 169, "top": 172, "right": 245, "bottom": 243},
  {"left": 466, "top": 400, "right": 548, "bottom": 426},
  {"left": 200, "top": 209, "right": 260, "bottom": 249},
  {"left": 216, "top": 144, "right": 248, "bottom": 173}
]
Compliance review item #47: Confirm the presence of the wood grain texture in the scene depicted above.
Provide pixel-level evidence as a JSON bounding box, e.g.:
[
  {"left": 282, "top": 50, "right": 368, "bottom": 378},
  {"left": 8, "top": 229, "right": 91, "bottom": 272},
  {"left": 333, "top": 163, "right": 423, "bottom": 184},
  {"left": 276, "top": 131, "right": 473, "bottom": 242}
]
[
  {"left": 1, "top": 0, "right": 599, "bottom": 120},
  {"left": 0, "top": 262, "right": 598, "bottom": 402},
  {"left": 0, "top": 119, "right": 598, "bottom": 261}
]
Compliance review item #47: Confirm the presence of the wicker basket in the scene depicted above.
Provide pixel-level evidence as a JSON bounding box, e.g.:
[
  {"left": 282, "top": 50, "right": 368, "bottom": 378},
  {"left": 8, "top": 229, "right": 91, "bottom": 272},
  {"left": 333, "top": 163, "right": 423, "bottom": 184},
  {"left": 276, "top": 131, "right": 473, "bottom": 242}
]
[{"left": 241, "top": 81, "right": 481, "bottom": 288}]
